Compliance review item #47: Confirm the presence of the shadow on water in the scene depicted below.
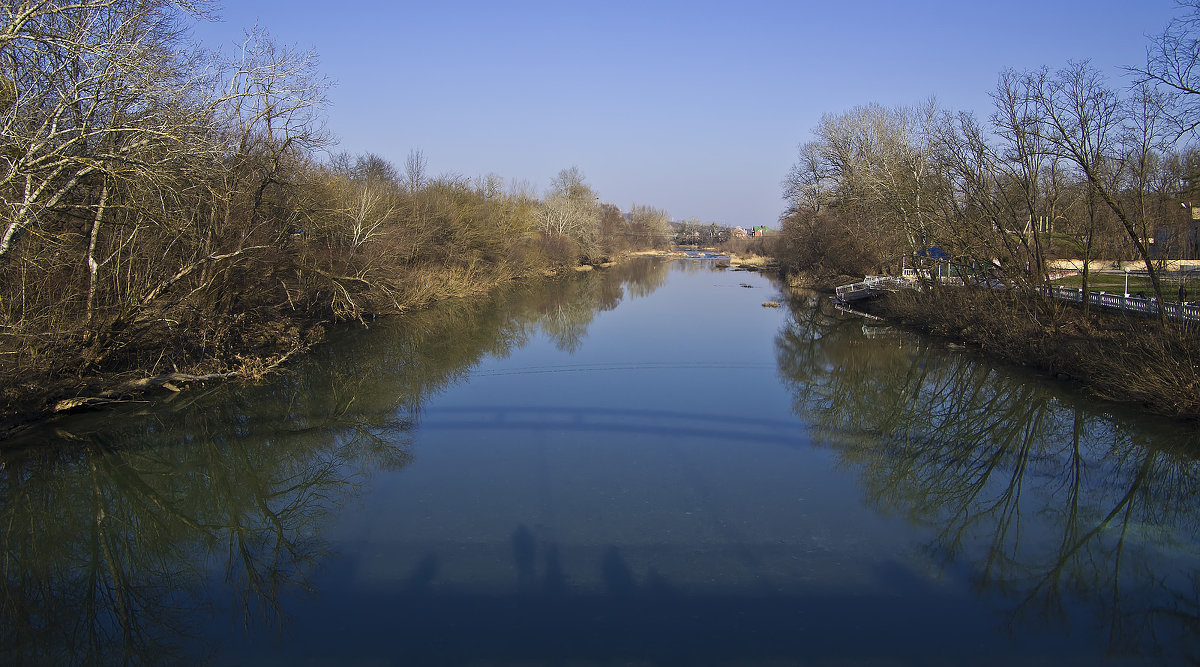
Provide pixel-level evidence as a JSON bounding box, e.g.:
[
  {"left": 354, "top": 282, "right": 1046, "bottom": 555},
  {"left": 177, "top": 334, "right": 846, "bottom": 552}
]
[
  {"left": 305, "top": 523, "right": 991, "bottom": 666},
  {"left": 602, "top": 546, "right": 639, "bottom": 596},
  {"left": 512, "top": 524, "right": 569, "bottom": 597},
  {"left": 417, "top": 405, "right": 808, "bottom": 448},
  {"left": 512, "top": 524, "right": 536, "bottom": 592},
  {"left": 403, "top": 555, "right": 440, "bottom": 596},
  {"left": 775, "top": 297, "right": 1200, "bottom": 663}
]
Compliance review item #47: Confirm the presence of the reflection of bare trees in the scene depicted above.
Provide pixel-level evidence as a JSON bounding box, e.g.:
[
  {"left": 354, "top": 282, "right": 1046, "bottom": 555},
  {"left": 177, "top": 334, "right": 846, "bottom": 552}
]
[
  {"left": 0, "top": 391, "right": 393, "bottom": 664},
  {"left": 622, "top": 257, "right": 672, "bottom": 299},
  {"left": 0, "top": 293, "right": 475, "bottom": 661},
  {"left": 776, "top": 305, "right": 1200, "bottom": 661},
  {"left": 537, "top": 295, "right": 597, "bottom": 354},
  {"left": 526, "top": 257, "right": 670, "bottom": 353}
]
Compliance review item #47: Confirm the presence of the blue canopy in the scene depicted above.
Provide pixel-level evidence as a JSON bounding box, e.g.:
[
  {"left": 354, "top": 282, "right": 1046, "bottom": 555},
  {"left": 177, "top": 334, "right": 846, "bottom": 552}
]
[{"left": 917, "top": 247, "right": 949, "bottom": 260}]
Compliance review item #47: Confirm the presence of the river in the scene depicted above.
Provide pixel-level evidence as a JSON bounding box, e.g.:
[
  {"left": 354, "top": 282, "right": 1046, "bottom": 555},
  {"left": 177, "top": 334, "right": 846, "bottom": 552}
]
[{"left": 1, "top": 257, "right": 1198, "bottom": 665}]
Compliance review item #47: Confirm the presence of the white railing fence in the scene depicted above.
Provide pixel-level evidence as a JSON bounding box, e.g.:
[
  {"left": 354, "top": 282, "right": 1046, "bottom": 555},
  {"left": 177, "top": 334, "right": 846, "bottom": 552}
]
[
  {"left": 835, "top": 275, "right": 1200, "bottom": 324},
  {"left": 1046, "top": 286, "right": 1200, "bottom": 323}
]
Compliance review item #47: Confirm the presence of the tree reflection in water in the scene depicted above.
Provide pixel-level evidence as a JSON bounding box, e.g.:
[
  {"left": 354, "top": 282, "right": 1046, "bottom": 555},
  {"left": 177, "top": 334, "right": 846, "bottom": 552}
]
[
  {"left": 0, "top": 258, "right": 672, "bottom": 665},
  {"left": 776, "top": 300, "right": 1200, "bottom": 661}
]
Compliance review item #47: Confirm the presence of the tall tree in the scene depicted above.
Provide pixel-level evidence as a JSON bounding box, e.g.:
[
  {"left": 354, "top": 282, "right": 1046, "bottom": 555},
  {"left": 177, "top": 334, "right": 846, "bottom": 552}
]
[
  {"left": 539, "top": 167, "right": 600, "bottom": 253},
  {"left": 992, "top": 68, "right": 1052, "bottom": 287},
  {"left": 628, "top": 204, "right": 671, "bottom": 248},
  {"left": 1035, "top": 61, "right": 1169, "bottom": 319},
  {"left": 783, "top": 141, "right": 833, "bottom": 214},
  {"left": 1136, "top": 0, "right": 1200, "bottom": 138}
]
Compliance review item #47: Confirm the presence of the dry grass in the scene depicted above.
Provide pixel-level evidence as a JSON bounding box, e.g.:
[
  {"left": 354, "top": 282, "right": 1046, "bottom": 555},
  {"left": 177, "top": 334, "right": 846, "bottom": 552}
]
[{"left": 730, "top": 253, "right": 772, "bottom": 269}]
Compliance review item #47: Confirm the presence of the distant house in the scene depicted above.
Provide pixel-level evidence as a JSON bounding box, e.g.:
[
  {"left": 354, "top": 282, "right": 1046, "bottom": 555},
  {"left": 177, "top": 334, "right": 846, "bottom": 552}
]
[
  {"left": 751, "top": 225, "right": 771, "bottom": 237},
  {"left": 732, "top": 226, "right": 748, "bottom": 239}
]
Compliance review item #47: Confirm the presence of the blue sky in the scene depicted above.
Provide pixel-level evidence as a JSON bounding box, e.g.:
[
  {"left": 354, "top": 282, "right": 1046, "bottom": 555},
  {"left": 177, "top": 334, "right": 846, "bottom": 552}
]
[{"left": 189, "top": 1, "right": 1182, "bottom": 227}]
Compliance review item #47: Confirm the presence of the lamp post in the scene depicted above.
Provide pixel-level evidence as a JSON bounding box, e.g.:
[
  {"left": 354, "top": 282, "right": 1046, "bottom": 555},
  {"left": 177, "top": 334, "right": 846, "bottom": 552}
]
[{"left": 1125, "top": 267, "right": 1130, "bottom": 297}]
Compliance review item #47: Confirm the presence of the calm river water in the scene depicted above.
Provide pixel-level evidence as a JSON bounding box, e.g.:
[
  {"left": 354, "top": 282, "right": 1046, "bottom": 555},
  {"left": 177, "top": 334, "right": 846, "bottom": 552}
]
[{"left": 2, "top": 258, "right": 1199, "bottom": 665}]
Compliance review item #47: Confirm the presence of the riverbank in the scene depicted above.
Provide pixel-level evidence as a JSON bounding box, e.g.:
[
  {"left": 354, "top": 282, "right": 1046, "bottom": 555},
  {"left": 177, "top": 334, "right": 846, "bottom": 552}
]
[
  {"left": 0, "top": 273, "right": 468, "bottom": 441},
  {"left": 0, "top": 252, "right": 655, "bottom": 442},
  {"left": 856, "top": 286, "right": 1200, "bottom": 420}
]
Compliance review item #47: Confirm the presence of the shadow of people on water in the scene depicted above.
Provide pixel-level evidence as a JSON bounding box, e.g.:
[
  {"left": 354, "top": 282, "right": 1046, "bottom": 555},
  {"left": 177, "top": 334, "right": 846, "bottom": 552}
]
[
  {"left": 512, "top": 524, "right": 537, "bottom": 593},
  {"left": 513, "top": 523, "right": 570, "bottom": 596},
  {"left": 602, "top": 546, "right": 639, "bottom": 597},
  {"left": 543, "top": 543, "right": 567, "bottom": 596},
  {"left": 403, "top": 554, "right": 439, "bottom": 595}
]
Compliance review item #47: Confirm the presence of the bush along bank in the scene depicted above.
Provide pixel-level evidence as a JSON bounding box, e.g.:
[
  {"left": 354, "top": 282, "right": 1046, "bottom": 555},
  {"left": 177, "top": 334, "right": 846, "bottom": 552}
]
[
  {"left": 0, "top": 238, "right": 660, "bottom": 440},
  {"left": 862, "top": 286, "right": 1200, "bottom": 420}
]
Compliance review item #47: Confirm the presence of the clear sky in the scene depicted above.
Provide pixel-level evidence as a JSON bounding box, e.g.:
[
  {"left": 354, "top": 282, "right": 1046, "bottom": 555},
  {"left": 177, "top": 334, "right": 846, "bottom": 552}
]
[{"left": 188, "top": 1, "right": 1182, "bottom": 228}]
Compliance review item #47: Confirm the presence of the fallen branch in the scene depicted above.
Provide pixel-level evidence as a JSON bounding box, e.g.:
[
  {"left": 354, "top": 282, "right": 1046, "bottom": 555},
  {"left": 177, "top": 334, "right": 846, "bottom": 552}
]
[
  {"left": 52, "top": 344, "right": 307, "bottom": 415},
  {"left": 119, "top": 370, "right": 241, "bottom": 392},
  {"left": 52, "top": 396, "right": 140, "bottom": 412}
]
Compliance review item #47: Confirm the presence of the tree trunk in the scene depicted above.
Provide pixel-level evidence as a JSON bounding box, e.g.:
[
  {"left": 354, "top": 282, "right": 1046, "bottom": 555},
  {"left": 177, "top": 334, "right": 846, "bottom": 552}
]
[{"left": 85, "top": 182, "right": 110, "bottom": 326}]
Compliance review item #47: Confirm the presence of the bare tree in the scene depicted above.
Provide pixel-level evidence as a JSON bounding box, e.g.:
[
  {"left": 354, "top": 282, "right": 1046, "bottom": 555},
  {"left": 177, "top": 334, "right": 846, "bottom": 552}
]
[
  {"left": 0, "top": 0, "right": 212, "bottom": 261},
  {"left": 403, "top": 148, "right": 427, "bottom": 193},
  {"left": 1035, "top": 61, "right": 1168, "bottom": 319},
  {"left": 539, "top": 167, "right": 599, "bottom": 253},
  {"left": 930, "top": 111, "right": 1025, "bottom": 282},
  {"left": 628, "top": 204, "right": 672, "bottom": 248},
  {"left": 992, "top": 68, "right": 1053, "bottom": 286},
  {"left": 333, "top": 154, "right": 399, "bottom": 256},
  {"left": 1134, "top": 0, "right": 1200, "bottom": 138},
  {"left": 783, "top": 141, "right": 833, "bottom": 214},
  {"left": 1123, "top": 82, "right": 1172, "bottom": 269},
  {"left": 808, "top": 102, "right": 941, "bottom": 255},
  {"left": 216, "top": 25, "right": 331, "bottom": 232}
]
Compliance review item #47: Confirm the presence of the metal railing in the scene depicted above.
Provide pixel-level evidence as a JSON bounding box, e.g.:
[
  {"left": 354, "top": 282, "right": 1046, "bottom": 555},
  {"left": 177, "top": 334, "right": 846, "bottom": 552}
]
[
  {"left": 1046, "top": 286, "right": 1200, "bottom": 323},
  {"left": 864, "top": 275, "right": 963, "bottom": 289},
  {"left": 836, "top": 274, "right": 1200, "bottom": 324}
]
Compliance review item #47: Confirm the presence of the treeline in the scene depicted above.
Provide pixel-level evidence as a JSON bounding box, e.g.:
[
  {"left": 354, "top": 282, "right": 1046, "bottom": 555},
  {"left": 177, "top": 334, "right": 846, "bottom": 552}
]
[
  {"left": 777, "top": 1, "right": 1200, "bottom": 317},
  {"left": 0, "top": 1, "right": 668, "bottom": 430},
  {"left": 672, "top": 219, "right": 732, "bottom": 246}
]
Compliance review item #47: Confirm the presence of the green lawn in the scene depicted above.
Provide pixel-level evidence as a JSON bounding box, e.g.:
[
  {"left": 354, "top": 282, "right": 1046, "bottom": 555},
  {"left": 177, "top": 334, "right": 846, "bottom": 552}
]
[{"left": 1052, "top": 272, "right": 1195, "bottom": 301}]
